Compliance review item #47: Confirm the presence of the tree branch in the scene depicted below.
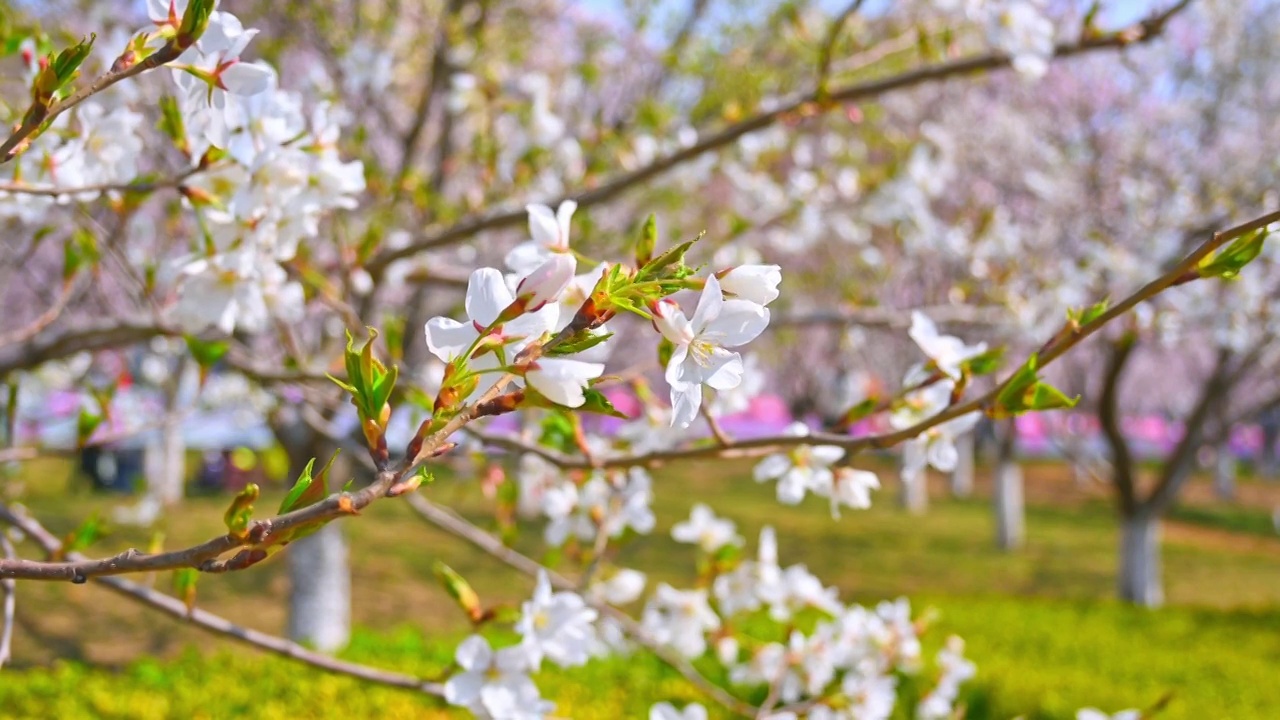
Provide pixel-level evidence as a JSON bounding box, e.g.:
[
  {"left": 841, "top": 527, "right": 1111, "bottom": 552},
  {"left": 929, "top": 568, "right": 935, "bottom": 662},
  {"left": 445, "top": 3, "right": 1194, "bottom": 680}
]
[
  {"left": 0, "top": 505, "right": 444, "bottom": 694},
  {"left": 0, "top": 315, "right": 172, "bottom": 377},
  {"left": 466, "top": 208, "right": 1280, "bottom": 472},
  {"left": 366, "top": 1, "right": 1195, "bottom": 273},
  {"left": 0, "top": 44, "right": 183, "bottom": 164},
  {"left": 1146, "top": 348, "right": 1235, "bottom": 513},
  {"left": 402, "top": 494, "right": 759, "bottom": 717},
  {"left": 1099, "top": 337, "right": 1139, "bottom": 516}
]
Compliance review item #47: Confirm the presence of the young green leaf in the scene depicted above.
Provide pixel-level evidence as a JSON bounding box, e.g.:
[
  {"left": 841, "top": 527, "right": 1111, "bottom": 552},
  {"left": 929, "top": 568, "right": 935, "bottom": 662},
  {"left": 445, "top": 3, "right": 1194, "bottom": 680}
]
[
  {"left": 172, "top": 568, "right": 199, "bottom": 615},
  {"left": 433, "top": 561, "right": 484, "bottom": 623},
  {"left": 223, "top": 483, "right": 259, "bottom": 540}
]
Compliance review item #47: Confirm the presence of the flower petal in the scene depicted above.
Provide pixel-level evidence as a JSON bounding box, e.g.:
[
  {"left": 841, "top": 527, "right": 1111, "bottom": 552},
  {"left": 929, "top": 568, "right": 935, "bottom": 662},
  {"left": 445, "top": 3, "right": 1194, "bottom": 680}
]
[
  {"left": 465, "top": 267, "right": 514, "bottom": 326},
  {"left": 424, "top": 316, "right": 476, "bottom": 361}
]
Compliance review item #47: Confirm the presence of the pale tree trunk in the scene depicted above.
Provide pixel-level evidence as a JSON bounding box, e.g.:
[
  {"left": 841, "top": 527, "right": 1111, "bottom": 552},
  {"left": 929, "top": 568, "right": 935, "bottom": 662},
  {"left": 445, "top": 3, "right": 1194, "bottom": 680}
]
[
  {"left": 898, "top": 455, "right": 929, "bottom": 515},
  {"left": 279, "top": 418, "right": 351, "bottom": 653},
  {"left": 1213, "top": 446, "right": 1237, "bottom": 501},
  {"left": 993, "top": 421, "right": 1024, "bottom": 551},
  {"left": 144, "top": 415, "right": 186, "bottom": 506},
  {"left": 949, "top": 432, "right": 975, "bottom": 498},
  {"left": 143, "top": 359, "right": 195, "bottom": 507},
  {"left": 287, "top": 522, "right": 351, "bottom": 652},
  {"left": 1118, "top": 512, "right": 1163, "bottom": 607}
]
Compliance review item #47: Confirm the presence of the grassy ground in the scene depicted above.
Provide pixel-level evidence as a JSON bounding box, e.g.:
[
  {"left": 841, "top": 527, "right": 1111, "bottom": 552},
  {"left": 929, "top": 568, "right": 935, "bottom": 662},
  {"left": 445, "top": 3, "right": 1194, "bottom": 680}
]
[{"left": 2, "top": 456, "right": 1280, "bottom": 718}]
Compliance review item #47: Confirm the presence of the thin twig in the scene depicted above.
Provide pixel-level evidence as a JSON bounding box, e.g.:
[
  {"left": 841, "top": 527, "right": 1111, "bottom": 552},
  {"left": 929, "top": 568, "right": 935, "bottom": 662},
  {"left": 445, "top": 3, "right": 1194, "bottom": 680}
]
[
  {"left": 816, "top": 0, "right": 869, "bottom": 90},
  {"left": 366, "top": 1, "right": 1193, "bottom": 273},
  {"left": 0, "top": 505, "right": 443, "bottom": 694},
  {"left": 403, "top": 494, "right": 759, "bottom": 717},
  {"left": 465, "top": 209, "right": 1280, "bottom": 471},
  {"left": 0, "top": 307, "right": 598, "bottom": 581},
  {"left": 0, "top": 44, "right": 183, "bottom": 164}
]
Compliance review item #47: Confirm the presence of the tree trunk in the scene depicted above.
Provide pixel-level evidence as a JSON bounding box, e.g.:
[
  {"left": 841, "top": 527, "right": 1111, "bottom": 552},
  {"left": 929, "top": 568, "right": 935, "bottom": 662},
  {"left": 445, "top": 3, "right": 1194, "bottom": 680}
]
[
  {"left": 949, "top": 432, "right": 975, "bottom": 498},
  {"left": 898, "top": 456, "right": 929, "bottom": 515},
  {"left": 279, "top": 420, "right": 351, "bottom": 653},
  {"left": 1259, "top": 408, "right": 1280, "bottom": 481},
  {"left": 1214, "top": 446, "right": 1237, "bottom": 501},
  {"left": 287, "top": 522, "right": 351, "bottom": 652},
  {"left": 144, "top": 415, "right": 186, "bottom": 506},
  {"left": 1118, "top": 512, "right": 1163, "bottom": 607},
  {"left": 994, "top": 459, "right": 1025, "bottom": 551},
  {"left": 993, "top": 420, "right": 1024, "bottom": 551}
]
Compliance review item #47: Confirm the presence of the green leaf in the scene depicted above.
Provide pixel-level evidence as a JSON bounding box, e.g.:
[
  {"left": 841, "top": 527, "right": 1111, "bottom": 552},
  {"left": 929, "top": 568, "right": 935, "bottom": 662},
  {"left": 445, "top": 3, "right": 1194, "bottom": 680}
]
[
  {"left": 547, "top": 330, "right": 614, "bottom": 356},
  {"left": 1029, "top": 383, "right": 1080, "bottom": 411},
  {"left": 433, "top": 561, "right": 484, "bottom": 623},
  {"left": 63, "top": 228, "right": 100, "bottom": 280},
  {"left": 1199, "top": 229, "right": 1269, "bottom": 280},
  {"left": 636, "top": 236, "right": 700, "bottom": 281},
  {"left": 76, "top": 407, "right": 102, "bottom": 447},
  {"left": 222, "top": 483, "right": 259, "bottom": 540},
  {"left": 538, "top": 412, "right": 577, "bottom": 454},
  {"left": 64, "top": 514, "right": 103, "bottom": 554},
  {"left": 35, "top": 35, "right": 94, "bottom": 98},
  {"left": 579, "top": 388, "right": 628, "bottom": 418},
  {"left": 156, "top": 94, "right": 188, "bottom": 153},
  {"left": 176, "top": 0, "right": 215, "bottom": 47},
  {"left": 277, "top": 452, "right": 338, "bottom": 515},
  {"left": 656, "top": 337, "right": 674, "bottom": 368},
  {"left": 840, "top": 396, "right": 880, "bottom": 426},
  {"left": 172, "top": 568, "right": 199, "bottom": 614},
  {"left": 635, "top": 213, "right": 658, "bottom": 266},
  {"left": 994, "top": 354, "right": 1040, "bottom": 411},
  {"left": 962, "top": 347, "right": 1006, "bottom": 376},
  {"left": 184, "top": 335, "right": 229, "bottom": 368},
  {"left": 1068, "top": 299, "right": 1111, "bottom": 327}
]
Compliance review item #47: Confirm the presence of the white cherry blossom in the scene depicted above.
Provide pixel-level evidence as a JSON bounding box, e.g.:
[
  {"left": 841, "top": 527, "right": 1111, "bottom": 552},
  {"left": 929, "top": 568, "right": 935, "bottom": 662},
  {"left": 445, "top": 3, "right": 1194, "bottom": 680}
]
[
  {"left": 671, "top": 503, "right": 742, "bottom": 553},
  {"left": 653, "top": 275, "right": 770, "bottom": 428}
]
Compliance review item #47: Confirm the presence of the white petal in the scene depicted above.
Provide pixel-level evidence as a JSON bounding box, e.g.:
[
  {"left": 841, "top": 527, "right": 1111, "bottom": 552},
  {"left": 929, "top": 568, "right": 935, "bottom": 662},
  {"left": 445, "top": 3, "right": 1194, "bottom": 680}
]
[
  {"left": 527, "top": 204, "right": 560, "bottom": 248},
  {"left": 555, "top": 200, "right": 577, "bottom": 245},
  {"left": 220, "top": 61, "right": 273, "bottom": 96},
  {"left": 465, "top": 267, "right": 514, "bottom": 326},
  {"left": 753, "top": 454, "right": 792, "bottom": 482},
  {"left": 669, "top": 382, "right": 702, "bottom": 428},
  {"left": 652, "top": 299, "right": 694, "bottom": 345},
  {"left": 709, "top": 300, "right": 770, "bottom": 347},
  {"left": 424, "top": 317, "right": 476, "bottom": 361},
  {"left": 443, "top": 671, "right": 484, "bottom": 706},
  {"left": 690, "top": 275, "right": 725, "bottom": 333},
  {"left": 454, "top": 635, "right": 493, "bottom": 672},
  {"left": 702, "top": 349, "right": 744, "bottom": 391}
]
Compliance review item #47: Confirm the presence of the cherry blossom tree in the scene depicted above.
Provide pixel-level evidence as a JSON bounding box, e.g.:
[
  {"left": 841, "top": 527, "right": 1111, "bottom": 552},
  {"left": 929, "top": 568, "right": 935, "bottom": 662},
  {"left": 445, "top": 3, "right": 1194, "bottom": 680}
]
[{"left": 0, "top": 0, "right": 1272, "bottom": 716}]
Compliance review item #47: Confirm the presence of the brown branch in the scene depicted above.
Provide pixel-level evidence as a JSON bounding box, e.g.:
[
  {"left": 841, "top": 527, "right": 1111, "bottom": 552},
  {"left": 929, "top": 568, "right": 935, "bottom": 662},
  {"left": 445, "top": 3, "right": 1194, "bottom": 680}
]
[
  {"left": 391, "top": 0, "right": 468, "bottom": 205},
  {"left": 0, "top": 309, "right": 595, "bottom": 581},
  {"left": 466, "top": 208, "right": 1280, "bottom": 471},
  {"left": 0, "top": 315, "right": 172, "bottom": 377},
  {"left": 366, "top": 1, "right": 1194, "bottom": 273},
  {"left": 1146, "top": 349, "right": 1235, "bottom": 514},
  {"left": 816, "top": 0, "right": 869, "bottom": 91},
  {"left": 0, "top": 505, "right": 443, "bottom": 694},
  {"left": 0, "top": 44, "right": 183, "bottom": 164},
  {"left": 0, "top": 280, "right": 78, "bottom": 350},
  {"left": 770, "top": 304, "right": 1007, "bottom": 330},
  {"left": 0, "top": 169, "right": 200, "bottom": 199},
  {"left": 403, "top": 494, "right": 759, "bottom": 717}
]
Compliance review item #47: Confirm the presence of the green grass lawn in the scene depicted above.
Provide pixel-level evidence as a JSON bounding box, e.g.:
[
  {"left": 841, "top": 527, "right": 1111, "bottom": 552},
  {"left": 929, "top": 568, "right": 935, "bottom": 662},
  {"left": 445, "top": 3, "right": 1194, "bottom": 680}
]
[{"left": 2, "top": 457, "right": 1280, "bottom": 718}]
